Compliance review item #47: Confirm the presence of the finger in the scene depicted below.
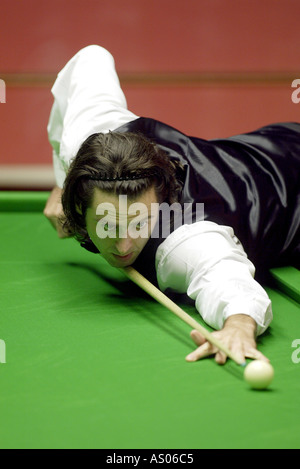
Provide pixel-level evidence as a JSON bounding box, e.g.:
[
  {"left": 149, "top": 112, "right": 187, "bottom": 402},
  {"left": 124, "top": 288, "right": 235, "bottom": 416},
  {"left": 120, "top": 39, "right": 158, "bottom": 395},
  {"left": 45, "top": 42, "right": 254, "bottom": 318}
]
[
  {"left": 186, "top": 341, "right": 217, "bottom": 362},
  {"left": 215, "top": 350, "right": 228, "bottom": 365},
  {"left": 228, "top": 342, "right": 247, "bottom": 366},
  {"left": 245, "top": 348, "right": 270, "bottom": 363},
  {"left": 190, "top": 330, "right": 207, "bottom": 347}
]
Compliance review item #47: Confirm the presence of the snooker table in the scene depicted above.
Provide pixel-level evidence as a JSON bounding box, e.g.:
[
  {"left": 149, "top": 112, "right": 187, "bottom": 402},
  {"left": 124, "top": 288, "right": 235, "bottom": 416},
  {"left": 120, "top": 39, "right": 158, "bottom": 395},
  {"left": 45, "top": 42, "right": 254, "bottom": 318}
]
[{"left": 0, "top": 191, "right": 300, "bottom": 450}]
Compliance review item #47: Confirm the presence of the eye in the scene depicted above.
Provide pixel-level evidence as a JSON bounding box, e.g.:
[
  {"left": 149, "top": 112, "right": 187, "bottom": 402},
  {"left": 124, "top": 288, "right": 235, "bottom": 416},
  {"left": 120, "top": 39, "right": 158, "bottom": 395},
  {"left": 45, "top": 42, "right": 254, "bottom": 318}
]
[
  {"left": 96, "top": 219, "right": 117, "bottom": 239},
  {"left": 135, "top": 220, "right": 148, "bottom": 231},
  {"left": 103, "top": 222, "right": 116, "bottom": 232}
]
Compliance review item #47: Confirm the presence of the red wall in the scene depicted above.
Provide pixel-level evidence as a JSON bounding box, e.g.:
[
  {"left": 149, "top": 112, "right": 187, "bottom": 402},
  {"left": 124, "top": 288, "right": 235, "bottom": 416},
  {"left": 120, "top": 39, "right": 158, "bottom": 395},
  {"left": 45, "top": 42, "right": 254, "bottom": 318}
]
[{"left": 1, "top": 0, "right": 300, "bottom": 167}]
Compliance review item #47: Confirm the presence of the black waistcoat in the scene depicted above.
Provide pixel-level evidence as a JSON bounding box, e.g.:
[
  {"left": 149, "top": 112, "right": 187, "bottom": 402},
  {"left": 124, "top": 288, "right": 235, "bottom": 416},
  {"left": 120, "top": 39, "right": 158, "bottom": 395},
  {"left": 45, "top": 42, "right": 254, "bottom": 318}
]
[{"left": 82, "top": 117, "right": 300, "bottom": 284}]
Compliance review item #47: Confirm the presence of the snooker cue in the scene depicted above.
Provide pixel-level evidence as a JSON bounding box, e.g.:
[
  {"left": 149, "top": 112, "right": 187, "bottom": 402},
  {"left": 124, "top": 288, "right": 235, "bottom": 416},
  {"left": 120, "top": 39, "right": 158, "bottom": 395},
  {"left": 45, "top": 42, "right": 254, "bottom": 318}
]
[{"left": 120, "top": 266, "right": 246, "bottom": 367}]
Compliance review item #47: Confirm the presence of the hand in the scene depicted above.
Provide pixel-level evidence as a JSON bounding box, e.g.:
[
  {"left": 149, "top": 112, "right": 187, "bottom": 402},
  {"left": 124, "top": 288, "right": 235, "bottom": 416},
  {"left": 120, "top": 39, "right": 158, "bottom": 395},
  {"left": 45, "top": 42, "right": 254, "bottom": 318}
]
[
  {"left": 43, "top": 186, "right": 73, "bottom": 238},
  {"left": 186, "top": 314, "right": 269, "bottom": 365}
]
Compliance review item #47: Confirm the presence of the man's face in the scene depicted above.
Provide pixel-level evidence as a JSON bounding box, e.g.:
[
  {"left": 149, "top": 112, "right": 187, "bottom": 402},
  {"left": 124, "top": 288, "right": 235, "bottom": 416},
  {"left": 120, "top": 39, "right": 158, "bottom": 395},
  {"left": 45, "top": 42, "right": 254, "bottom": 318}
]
[{"left": 85, "top": 186, "right": 159, "bottom": 268}]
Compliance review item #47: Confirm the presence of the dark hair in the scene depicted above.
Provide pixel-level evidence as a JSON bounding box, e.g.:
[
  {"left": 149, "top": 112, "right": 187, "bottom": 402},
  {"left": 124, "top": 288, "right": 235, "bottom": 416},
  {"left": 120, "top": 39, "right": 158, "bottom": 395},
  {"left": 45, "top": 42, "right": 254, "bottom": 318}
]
[{"left": 61, "top": 131, "right": 183, "bottom": 242}]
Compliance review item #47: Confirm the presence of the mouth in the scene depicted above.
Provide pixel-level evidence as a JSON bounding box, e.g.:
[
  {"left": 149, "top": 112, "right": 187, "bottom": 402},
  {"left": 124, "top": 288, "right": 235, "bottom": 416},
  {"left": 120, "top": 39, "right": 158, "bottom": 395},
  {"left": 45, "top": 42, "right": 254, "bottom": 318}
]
[{"left": 112, "top": 253, "right": 134, "bottom": 263}]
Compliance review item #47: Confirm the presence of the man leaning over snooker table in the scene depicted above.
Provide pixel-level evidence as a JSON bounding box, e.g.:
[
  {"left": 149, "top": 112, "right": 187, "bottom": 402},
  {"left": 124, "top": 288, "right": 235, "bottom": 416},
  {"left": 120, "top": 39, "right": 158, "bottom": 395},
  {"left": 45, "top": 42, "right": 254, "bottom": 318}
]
[{"left": 44, "top": 45, "right": 300, "bottom": 366}]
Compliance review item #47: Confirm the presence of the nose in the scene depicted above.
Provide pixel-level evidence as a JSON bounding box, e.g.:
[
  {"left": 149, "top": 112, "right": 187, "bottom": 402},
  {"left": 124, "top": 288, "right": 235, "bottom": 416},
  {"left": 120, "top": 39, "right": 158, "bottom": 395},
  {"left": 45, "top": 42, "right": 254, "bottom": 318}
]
[{"left": 114, "top": 236, "right": 133, "bottom": 256}]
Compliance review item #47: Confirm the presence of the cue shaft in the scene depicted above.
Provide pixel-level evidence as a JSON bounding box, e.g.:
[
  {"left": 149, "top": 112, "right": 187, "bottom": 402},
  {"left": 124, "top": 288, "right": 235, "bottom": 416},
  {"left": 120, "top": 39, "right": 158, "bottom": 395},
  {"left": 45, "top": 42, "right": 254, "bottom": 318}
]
[{"left": 121, "top": 266, "right": 245, "bottom": 366}]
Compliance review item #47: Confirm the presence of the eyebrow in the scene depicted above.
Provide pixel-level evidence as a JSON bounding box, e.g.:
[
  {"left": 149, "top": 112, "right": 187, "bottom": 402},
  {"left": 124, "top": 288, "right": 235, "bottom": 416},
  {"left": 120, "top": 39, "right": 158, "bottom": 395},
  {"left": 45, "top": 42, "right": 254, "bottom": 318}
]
[{"left": 94, "top": 214, "right": 155, "bottom": 223}]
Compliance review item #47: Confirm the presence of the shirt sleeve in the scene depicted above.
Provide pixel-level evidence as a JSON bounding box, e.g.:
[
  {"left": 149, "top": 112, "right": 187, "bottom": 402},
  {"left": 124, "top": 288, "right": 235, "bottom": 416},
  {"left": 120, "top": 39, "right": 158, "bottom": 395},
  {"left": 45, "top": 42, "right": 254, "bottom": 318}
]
[
  {"left": 47, "top": 98, "right": 69, "bottom": 188},
  {"left": 155, "top": 221, "right": 273, "bottom": 336},
  {"left": 47, "top": 45, "right": 138, "bottom": 188}
]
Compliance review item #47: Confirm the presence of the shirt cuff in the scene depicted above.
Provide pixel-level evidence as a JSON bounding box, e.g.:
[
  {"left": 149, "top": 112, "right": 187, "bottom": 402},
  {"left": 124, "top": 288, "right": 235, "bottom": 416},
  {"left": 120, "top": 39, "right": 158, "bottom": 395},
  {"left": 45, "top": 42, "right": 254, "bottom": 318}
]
[{"left": 222, "top": 295, "right": 273, "bottom": 336}]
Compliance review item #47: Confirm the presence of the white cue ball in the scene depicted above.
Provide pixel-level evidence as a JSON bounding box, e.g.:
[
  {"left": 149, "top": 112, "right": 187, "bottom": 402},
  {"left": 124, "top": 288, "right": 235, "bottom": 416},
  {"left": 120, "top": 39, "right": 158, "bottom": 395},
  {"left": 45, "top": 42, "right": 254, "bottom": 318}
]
[{"left": 244, "top": 360, "right": 274, "bottom": 390}]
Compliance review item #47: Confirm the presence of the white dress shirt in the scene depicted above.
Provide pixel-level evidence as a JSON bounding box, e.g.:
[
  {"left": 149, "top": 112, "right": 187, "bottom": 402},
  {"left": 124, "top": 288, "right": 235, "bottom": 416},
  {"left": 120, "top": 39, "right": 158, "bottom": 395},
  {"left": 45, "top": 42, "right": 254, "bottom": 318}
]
[{"left": 156, "top": 222, "right": 273, "bottom": 335}]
